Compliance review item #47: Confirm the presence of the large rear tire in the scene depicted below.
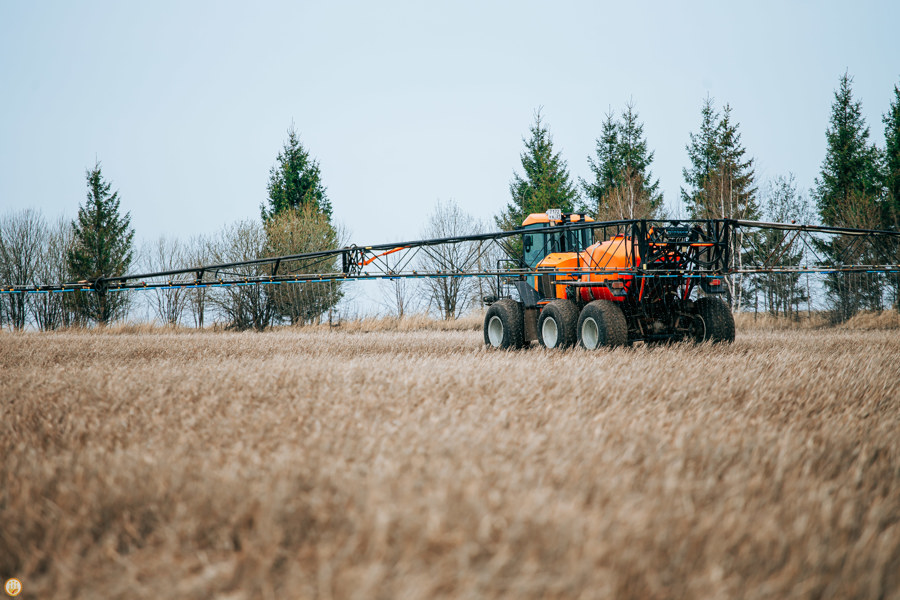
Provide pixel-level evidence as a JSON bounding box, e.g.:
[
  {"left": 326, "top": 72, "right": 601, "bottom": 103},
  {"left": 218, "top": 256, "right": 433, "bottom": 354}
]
[
  {"left": 577, "top": 300, "right": 627, "bottom": 350},
  {"left": 692, "top": 297, "right": 735, "bottom": 343},
  {"left": 537, "top": 299, "right": 579, "bottom": 349},
  {"left": 483, "top": 299, "right": 525, "bottom": 349}
]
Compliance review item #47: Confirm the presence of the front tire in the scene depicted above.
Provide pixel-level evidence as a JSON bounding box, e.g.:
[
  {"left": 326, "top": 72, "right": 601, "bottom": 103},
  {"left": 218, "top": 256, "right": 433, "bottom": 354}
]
[
  {"left": 692, "top": 297, "right": 735, "bottom": 343},
  {"left": 577, "top": 300, "right": 627, "bottom": 349},
  {"left": 537, "top": 299, "right": 579, "bottom": 349},
  {"left": 483, "top": 299, "right": 525, "bottom": 349}
]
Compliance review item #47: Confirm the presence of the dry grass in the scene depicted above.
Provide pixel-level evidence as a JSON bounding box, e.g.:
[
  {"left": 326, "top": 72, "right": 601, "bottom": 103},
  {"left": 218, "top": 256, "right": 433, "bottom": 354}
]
[
  {"left": 70, "top": 313, "right": 486, "bottom": 336},
  {"left": 55, "top": 308, "right": 900, "bottom": 336},
  {"left": 735, "top": 310, "right": 900, "bottom": 331},
  {"left": 323, "top": 312, "right": 484, "bottom": 333},
  {"left": 1, "top": 326, "right": 899, "bottom": 599}
]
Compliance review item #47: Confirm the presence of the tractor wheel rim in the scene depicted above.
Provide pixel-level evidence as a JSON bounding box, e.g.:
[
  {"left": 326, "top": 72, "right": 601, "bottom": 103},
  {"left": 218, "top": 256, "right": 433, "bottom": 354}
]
[
  {"left": 488, "top": 315, "right": 504, "bottom": 346},
  {"left": 582, "top": 317, "right": 600, "bottom": 349},
  {"left": 542, "top": 317, "right": 559, "bottom": 348},
  {"left": 692, "top": 315, "right": 707, "bottom": 341}
]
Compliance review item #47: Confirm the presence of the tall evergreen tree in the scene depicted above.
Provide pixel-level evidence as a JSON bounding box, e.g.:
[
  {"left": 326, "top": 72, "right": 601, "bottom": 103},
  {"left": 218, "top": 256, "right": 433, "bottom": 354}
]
[
  {"left": 884, "top": 82, "right": 900, "bottom": 228},
  {"left": 496, "top": 109, "right": 579, "bottom": 231},
  {"left": 581, "top": 111, "right": 621, "bottom": 213},
  {"left": 68, "top": 161, "right": 135, "bottom": 325},
  {"left": 261, "top": 125, "right": 332, "bottom": 221},
  {"left": 618, "top": 103, "right": 662, "bottom": 211},
  {"left": 682, "top": 99, "right": 758, "bottom": 308},
  {"left": 683, "top": 102, "right": 758, "bottom": 220},
  {"left": 812, "top": 73, "right": 884, "bottom": 320},
  {"left": 714, "top": 105, "right": 759, "bottom": 218},
  {"left": 261, "top": 126, "right": 341, "bottom": 325},
  {"left": 681, "top": 97, "right": 720, "bottom": 217},
  {"left": 882, "top": 82, "right": 900, "bottom": 309},
  {"left": 814, "top": 73, "right": 882, "bottom": 226},
  {"left": 581, "top": 103, "right": 662, "bottom": 220}
]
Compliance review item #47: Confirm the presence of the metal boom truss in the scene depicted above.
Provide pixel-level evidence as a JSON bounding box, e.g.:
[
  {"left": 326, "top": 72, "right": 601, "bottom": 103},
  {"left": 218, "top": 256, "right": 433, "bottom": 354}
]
[{"left": 2, "top": 219, "right": 899, "bottom": 296}]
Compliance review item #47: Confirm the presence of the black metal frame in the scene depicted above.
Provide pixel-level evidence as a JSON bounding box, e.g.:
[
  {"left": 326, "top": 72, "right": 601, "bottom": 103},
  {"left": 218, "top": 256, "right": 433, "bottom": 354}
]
[{"left": 2, "top": 219, "right": 898, "bottom": 297}]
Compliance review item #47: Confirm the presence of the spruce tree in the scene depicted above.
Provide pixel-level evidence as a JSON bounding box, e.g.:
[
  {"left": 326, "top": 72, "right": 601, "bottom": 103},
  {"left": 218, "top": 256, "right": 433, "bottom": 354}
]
[
  {"left": 261, "top": 126, "right": 341, "bottom": 325},
  {"left": 812, "top": 73, "right": 884, "bottom": 320},
  {"left": 683, "top": 101, "right": 757, "bottom": 220},
  {"left": 261, "top": 125, "right": 332, "bottom": 221},
  {"left": 884, "top": 83, "right": 900, "bottom": 228},
  {"left": 711, "top": 104, "right": 759, "bottom": 220},
  {"left": 681, "top": 99, "right": 758, "bottom": 308},
  {"left": 616, "top": 103, "right": 662, "bottom": 218},
  {"left": 496, "top": 110, "right": 579, "bottom": 231},
  {"left": 580, "top": 111, "right": 621, "bottom": 214},
  {"left": 681, "top": 97, "right": 720, "bottom": 217},
  {"left": 882, "top": 82, "right": 900, "bottom": 308},
  {"left": 581, "top": 103, "right": 661, "bottom": 220},
  {"left": 67, "top": 161, "right": 135, "bottom": 325},
  {"left": 813, "top": 73, "right": 881, "bottom": 226}
]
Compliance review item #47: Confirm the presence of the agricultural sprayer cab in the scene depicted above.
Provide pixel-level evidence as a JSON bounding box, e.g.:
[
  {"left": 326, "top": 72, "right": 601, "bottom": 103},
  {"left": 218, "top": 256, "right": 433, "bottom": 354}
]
[{"left": 483, "top": 210, "right": 736, "bottom": 350}]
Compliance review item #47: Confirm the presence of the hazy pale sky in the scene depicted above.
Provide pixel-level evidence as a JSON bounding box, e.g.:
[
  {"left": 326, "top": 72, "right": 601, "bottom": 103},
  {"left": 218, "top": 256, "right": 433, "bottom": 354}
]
[{"left": 2, "top": 0, "right": 899, "bottom": 249}]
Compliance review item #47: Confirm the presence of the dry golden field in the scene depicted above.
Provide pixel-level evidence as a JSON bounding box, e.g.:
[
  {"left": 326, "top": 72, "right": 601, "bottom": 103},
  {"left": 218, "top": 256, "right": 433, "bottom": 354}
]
[{"left": 2, "top": 322, "right": 899, "bottom": 599}]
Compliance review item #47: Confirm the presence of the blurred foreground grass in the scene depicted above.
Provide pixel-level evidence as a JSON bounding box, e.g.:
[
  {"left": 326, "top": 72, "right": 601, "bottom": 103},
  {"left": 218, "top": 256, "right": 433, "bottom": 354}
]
[{"left": 1, "top": 326, "right": 898, "bottom": 599}]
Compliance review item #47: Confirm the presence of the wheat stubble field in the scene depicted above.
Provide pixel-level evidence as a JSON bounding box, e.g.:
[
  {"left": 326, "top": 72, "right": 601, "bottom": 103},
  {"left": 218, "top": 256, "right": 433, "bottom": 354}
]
[{"left": 1, "top": 324, "right": 899, "bottom": 599}]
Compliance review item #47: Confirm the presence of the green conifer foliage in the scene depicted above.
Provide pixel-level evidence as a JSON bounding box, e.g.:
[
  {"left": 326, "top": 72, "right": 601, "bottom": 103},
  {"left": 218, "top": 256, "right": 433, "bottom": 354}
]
[
  {"left": 712, "top": 105, "right": 759, "bottom": 219},
  {"left": 261, "top": 126, "right": 341, "bottom": 325},
  {"left": 581, "top": 112, "right": 621, "bottom": 212},
  {"left": 67, "top": 161, "right": 135, "bottom": 325},
  {"left": 813, "top": 73, "right": 884, "bottom": 320},
  {"left": 581, "top": 103, "right": 661, "bottom": 220},
  {"left": 261, "top": 126, "right": 332, "bottom": 221},
  {"left": 882, "top": 82, "right": 900, "bottom": 308},
  {"left": 814, "top": 73, "right": 881, "bottom": 226},
  {"left": 681, "top": 98, "right": 758, "bottom": 309},
  {"left": 496, "top": 110, "right": 579, "bottom": 231},
  {"left": 682, "top": 100, "right": 758, "bottom": 220},
  {"left": 681, "top": 97, "right": 721, "bottom": 217},
  {"left": 884, "top": 83, "right": 900, "bottom": 228}
]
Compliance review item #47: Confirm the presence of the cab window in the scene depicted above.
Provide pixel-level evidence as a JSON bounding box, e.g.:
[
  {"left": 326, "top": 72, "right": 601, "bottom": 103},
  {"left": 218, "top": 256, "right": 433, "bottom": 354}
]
[
  {"left": 522, "top": 225, "right": 594, "bottom": 267},
  {"left": 522, "top": 229, "right": 546, "bottom": 268}
]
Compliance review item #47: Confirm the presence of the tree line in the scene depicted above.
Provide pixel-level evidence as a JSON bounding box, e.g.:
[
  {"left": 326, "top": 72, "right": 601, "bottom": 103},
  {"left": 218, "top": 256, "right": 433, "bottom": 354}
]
[
  {"left": 0, "top": 126, "right": 495, "bottom": 330},
  {"left": 2, "top": 71, "right": 899, "bottom": 329},
  {"left": 495, "top": 72, "right": 900, "bottom": 320},
  {"left": 0, "top": 126, "right": 345, "bottom": 331}
]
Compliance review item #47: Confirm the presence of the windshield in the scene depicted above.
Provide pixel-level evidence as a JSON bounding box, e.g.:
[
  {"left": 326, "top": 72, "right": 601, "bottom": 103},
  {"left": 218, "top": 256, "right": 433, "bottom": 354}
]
[{"left": 521, "top": 226, "right": 593, "bottom": 268}]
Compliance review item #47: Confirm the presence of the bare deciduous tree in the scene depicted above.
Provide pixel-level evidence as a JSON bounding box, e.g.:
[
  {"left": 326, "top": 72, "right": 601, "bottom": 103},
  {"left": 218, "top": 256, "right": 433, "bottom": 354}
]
[
  {"left": 143, "top": 236, "right": 189, "bottom": 326},
  {"left": 825, "top": 190, "right": 885, "bottom": 319},
  {"left": 32, "top": 216, "right": 77, "bottom": 331},
  {"left": 264, "top": 207, "right": 346, "bottom": 325},
  {"left": 596, "top": 172, "right": 661, "bottom": 221},
  {"left": 747, "top": 175, "right": 812, "bottom": 319},
  {"left": 471, "top": 219, "right": 506, "bottom": 311},
  {"left": 378, "top": 253, "right": 420, "bottom": 319},
  {"left": 0, "top": 209, "right": 44, "bottom": 330},
  {"left": 419, "top": 199, "right": 479, "bottom": 320},
  {"left": 185, "top": 235, "right": 212, "bottom": 329},
  {"left": 207, "top": 220, "right": 275, "bottom": 331}
]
